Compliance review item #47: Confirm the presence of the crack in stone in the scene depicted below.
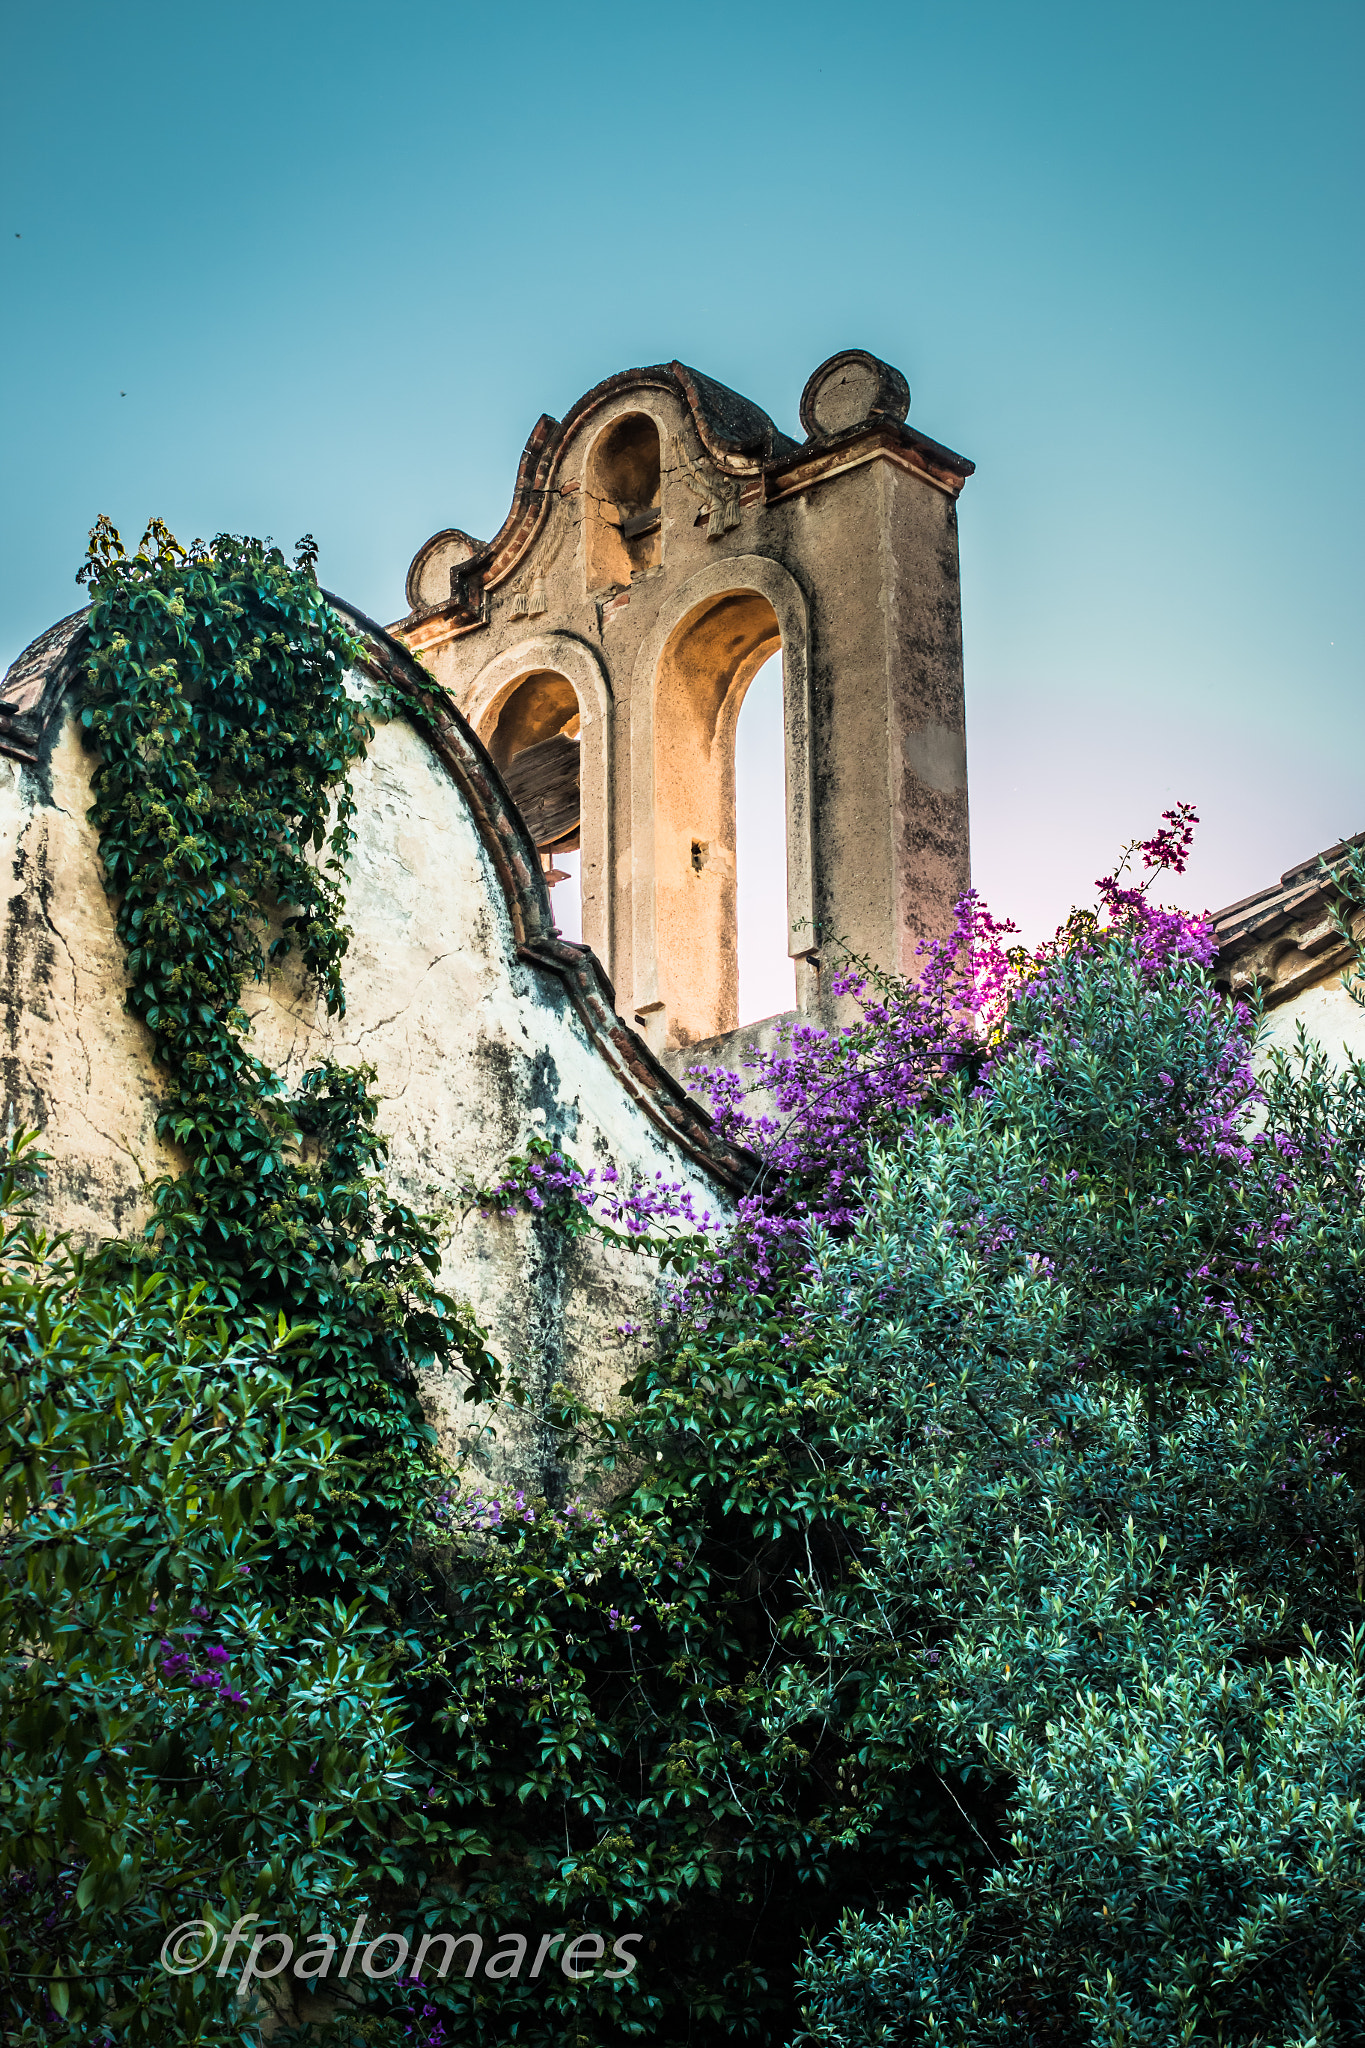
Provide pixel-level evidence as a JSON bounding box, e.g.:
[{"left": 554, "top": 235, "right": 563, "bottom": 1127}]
[
  {"left": 37, "top": 866, "right": 91, "bottom": 1097},
  {"left": 351, "top": 952, "right": 456, "bottom": 1044},
  {"left": 34, "top": 839, "right": 156, "bottom": 1204}
]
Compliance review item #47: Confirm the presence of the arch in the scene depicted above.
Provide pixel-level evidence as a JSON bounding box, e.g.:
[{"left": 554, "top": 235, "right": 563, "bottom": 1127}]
[
  {"left": 628, "top": 555, "right": 813, "bottom": 1049},
  {"left": 583, "top": 411, "right": 663, "bottom": 594},
  {"left": 464, "top": 634, "right": 614, "bottom": 964},
  {"left": 483, "top": 670, "right": 579, "bottom": 774}
]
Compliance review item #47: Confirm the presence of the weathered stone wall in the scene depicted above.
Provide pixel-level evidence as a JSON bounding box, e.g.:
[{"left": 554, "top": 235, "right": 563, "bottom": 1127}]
[
  {"left": 0, "top": 713, "right": 168, "bottom": 1242},
  {"left": 0, "top": 613, "right": 745, "bottom": 1497}
]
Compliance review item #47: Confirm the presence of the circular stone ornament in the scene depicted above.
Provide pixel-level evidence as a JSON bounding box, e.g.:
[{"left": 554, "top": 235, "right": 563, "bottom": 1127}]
[
  {"left": 408, "top": 528, "right": 486, "bottom": 612},
  {"left": 799, "top": 350, "right": 911, "bottom": 441}
]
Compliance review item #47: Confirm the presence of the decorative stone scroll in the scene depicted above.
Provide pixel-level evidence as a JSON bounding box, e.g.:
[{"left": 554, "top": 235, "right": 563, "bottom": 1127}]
[{"left": 798, "top": 350, "right": 912, "bottom": 440}]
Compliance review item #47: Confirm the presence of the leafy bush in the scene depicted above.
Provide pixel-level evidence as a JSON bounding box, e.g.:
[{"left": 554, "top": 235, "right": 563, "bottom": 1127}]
[
  {"left": 792, "top": 925, "right": 1365, "bottom": 2045},
  {"left": 0, "top": 1137, "right": 410, "bottom": 2043},
  {"left": 369, "top": 1280, "right": 962, "bottom": 2048}
]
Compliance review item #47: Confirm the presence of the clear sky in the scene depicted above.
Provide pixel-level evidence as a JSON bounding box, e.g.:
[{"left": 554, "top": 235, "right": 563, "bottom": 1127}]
[{"left": 3, "top": 1, "right": 1361, "bottom": 963}]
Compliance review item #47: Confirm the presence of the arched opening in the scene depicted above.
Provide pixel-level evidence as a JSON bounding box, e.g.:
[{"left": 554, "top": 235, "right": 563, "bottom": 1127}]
[
  {"left": 735, "top": 652, "right": 795, "bottom": 1025},
  {"left": 652, "top": 590, "right": 784, "bottom": 1046},
  {"left": 585, "top": 412, "right": 662, "bottom": 594},
  {"left": 485, "top": 670, "right": 583, "bottom": 942}
]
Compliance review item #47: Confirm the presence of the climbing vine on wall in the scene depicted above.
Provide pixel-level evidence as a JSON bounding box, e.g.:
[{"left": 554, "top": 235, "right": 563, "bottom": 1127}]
[{"left": 78, "top": 517, "right": 497, "bottom": 1595}]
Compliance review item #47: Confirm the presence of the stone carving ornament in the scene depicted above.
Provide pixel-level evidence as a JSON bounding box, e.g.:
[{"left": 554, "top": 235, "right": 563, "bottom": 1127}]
[{"left": 667, "top": 432, "right": 742, "bottom": 539}]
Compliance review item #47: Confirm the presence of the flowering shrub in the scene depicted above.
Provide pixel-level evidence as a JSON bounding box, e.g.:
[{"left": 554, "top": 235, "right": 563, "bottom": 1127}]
[
  {"left": 465, "top": 1133, "right": 718, "bottom": 1247},
  {"left": 788, "top": 888, "right": 1365, "bottom": 2044},
  {"left": 481, "top": 807, "right": 1215, "bottom": 1306},
  {"left": 378, "top": 811, "right": 1313, "bottom": 2048}
]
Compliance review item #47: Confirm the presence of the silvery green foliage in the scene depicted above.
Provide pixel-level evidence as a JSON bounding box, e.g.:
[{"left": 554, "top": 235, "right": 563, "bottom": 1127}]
[{"left": 792, "top": 937, "right": 1365, "bottom": 2046}]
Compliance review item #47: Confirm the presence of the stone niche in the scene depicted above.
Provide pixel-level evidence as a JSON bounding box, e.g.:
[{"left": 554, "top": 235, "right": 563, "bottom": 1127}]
[
  {"left": 0, "top": 604, "right": 750, "bottom": 1497},
  {"left": 394, "top": 349, "right": 977, "bottom": 1078}
]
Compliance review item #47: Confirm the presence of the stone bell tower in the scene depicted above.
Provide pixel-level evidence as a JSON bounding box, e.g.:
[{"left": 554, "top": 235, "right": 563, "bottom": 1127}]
[{"left": 391, "top": 348, "right": 974, "bottom": 1060}]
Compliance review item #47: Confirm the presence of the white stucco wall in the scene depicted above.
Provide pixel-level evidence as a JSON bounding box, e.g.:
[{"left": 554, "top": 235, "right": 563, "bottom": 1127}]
[
  {"left": 0, "top": 690, "right": 730, "bottom": 1494},
  {"left": 1255, "top": 975, "right": 1365, "bottom": 1069}
]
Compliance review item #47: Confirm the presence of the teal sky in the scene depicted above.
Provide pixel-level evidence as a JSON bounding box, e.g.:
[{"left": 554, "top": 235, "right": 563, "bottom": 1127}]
[{"left": 3, "top": 1, "right": 1360, "bottom": 948}]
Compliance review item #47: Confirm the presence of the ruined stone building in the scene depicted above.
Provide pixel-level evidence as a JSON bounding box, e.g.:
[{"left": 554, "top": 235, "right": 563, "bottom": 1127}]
[
  {"left": 5, "top": 345, "right": 1357, "bottom": 1482},
  {"left": 0, "top": 349, "right": 975, "bottom": 1480}
]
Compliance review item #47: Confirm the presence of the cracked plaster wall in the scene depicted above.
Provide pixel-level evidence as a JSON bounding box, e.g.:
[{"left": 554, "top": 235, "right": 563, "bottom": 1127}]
[{"left": 0, "top": 694, "right": 729, "bottom": 1498}]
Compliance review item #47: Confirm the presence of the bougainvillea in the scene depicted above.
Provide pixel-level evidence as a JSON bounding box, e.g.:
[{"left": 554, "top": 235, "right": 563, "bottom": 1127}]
[
  {"left": 786, "top": 845, "right": 1365, "bottom": 2045},
  {"left": 451, "top": 804, "right": 1365, "bottom": 2046},
  {"left": 481, "top": 803, "right": 1218, "bottom": 1305}
]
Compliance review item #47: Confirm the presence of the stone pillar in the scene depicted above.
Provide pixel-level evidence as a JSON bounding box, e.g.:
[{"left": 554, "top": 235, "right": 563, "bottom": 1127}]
[{"left": 795, "top": 462, "right": 969, "bottom": 1008}]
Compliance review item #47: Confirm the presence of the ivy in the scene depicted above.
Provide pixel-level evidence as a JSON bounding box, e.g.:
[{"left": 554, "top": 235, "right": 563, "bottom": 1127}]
[{"left": 77, "top": 517, "right": 497, "bottom": 1606}]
